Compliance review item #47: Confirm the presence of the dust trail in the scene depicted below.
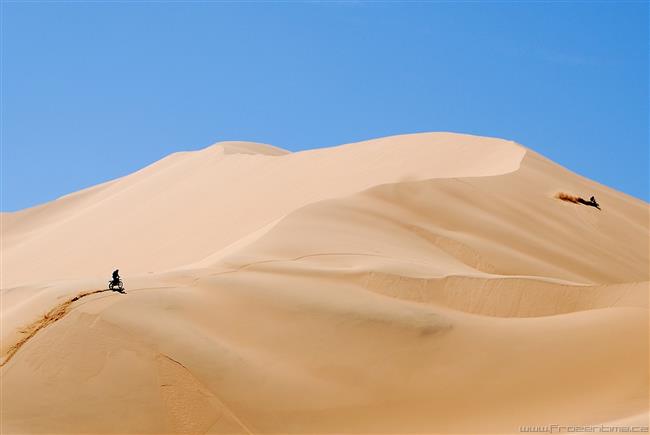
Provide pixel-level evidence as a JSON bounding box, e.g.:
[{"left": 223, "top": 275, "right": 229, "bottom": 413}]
[
  {"left": 556, "top": 192, "right": 600, "bottom": 209},
  {"left": 1, "top": 288, "right": 115, "bottom": 367},
  {"left": 556, "top": 192, "right": 581, "bottom": 204}
]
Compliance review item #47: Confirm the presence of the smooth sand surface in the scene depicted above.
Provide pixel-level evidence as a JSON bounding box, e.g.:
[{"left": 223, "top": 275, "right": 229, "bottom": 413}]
[{"left": 1, "top": 132, "right": 648, "bottom": 434}]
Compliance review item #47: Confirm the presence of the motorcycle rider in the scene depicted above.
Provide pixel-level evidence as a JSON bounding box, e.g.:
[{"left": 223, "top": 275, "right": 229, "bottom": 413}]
[{"left": 112, "top": 269, "right": 120, "bottom": 286}]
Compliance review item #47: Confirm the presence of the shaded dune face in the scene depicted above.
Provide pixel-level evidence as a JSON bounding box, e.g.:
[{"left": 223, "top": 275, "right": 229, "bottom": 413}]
[{"left": 1, "top": 132, "right": 648, "bottom": 434}]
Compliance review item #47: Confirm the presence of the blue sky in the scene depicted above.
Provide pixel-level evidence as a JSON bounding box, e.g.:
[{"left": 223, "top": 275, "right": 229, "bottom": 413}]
[{"left": 1, "top": 1, "right": 648, "bottom": 211}]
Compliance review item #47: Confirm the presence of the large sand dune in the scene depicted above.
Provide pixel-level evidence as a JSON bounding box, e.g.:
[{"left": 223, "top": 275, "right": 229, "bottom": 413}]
[{"left": 1, "top": 132, "right": 648, "bottom": 434}]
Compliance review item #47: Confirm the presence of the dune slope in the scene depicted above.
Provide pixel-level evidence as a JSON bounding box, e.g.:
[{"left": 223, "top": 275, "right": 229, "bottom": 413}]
[{"left": 1, "top": 132, "right": 648, "bottom": 434}]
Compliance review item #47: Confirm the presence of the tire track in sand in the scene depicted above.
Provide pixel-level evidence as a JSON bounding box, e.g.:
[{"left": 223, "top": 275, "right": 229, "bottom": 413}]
[{"left": 1, "top": 288, "right": 117, "bottom": 367}]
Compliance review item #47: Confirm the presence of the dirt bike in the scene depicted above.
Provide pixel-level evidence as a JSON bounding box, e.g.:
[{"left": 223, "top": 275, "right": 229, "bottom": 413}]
[{"left": 108, "top": 279, "right": 124, "bottom": 291}]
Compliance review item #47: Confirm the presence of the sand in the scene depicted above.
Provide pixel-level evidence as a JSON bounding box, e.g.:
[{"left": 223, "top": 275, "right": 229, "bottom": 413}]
[{"left": 1, "top": 132, "right": 648, "bottom": 434}]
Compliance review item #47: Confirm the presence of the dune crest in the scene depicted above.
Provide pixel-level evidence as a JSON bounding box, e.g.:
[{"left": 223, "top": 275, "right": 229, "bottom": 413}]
[
  {"left": 205, "top": 140, "right": 291, "bottom": 156},
  {"left": 1, "top": 132, "right": 648, "bottom": 434}
]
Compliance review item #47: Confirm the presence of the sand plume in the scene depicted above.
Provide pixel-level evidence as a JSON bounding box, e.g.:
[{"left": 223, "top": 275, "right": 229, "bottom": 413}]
[
  {"left": 556, "top": 191, "right": 581, "bottom": 204},
  {"left": 556, "top": 191, "right": 601, "bottom": 209}
]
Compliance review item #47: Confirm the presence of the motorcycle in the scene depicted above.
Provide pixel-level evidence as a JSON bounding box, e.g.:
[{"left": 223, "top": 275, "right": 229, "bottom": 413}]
[{"left": 108, "top": 279, "right": 124, "bottom": 291}]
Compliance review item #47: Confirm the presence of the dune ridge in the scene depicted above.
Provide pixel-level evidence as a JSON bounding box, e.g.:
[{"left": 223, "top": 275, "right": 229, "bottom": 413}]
[{"left": 1, "top": 132, "right": 648, "bottom": 434}]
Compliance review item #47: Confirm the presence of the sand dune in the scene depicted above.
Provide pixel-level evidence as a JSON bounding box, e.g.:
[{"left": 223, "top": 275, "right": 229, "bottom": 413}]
[
  {"left": 1, "top": 132, "right": 648, "bottom": 434},
  {"left": 1, "top": 133, "right": 524, "bottom": 288}
]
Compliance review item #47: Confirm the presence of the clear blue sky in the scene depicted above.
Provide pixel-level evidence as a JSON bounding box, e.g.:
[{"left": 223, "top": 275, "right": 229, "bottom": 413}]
[{"left": 1, "top": 1, "right": 648, "bottom": 211}]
